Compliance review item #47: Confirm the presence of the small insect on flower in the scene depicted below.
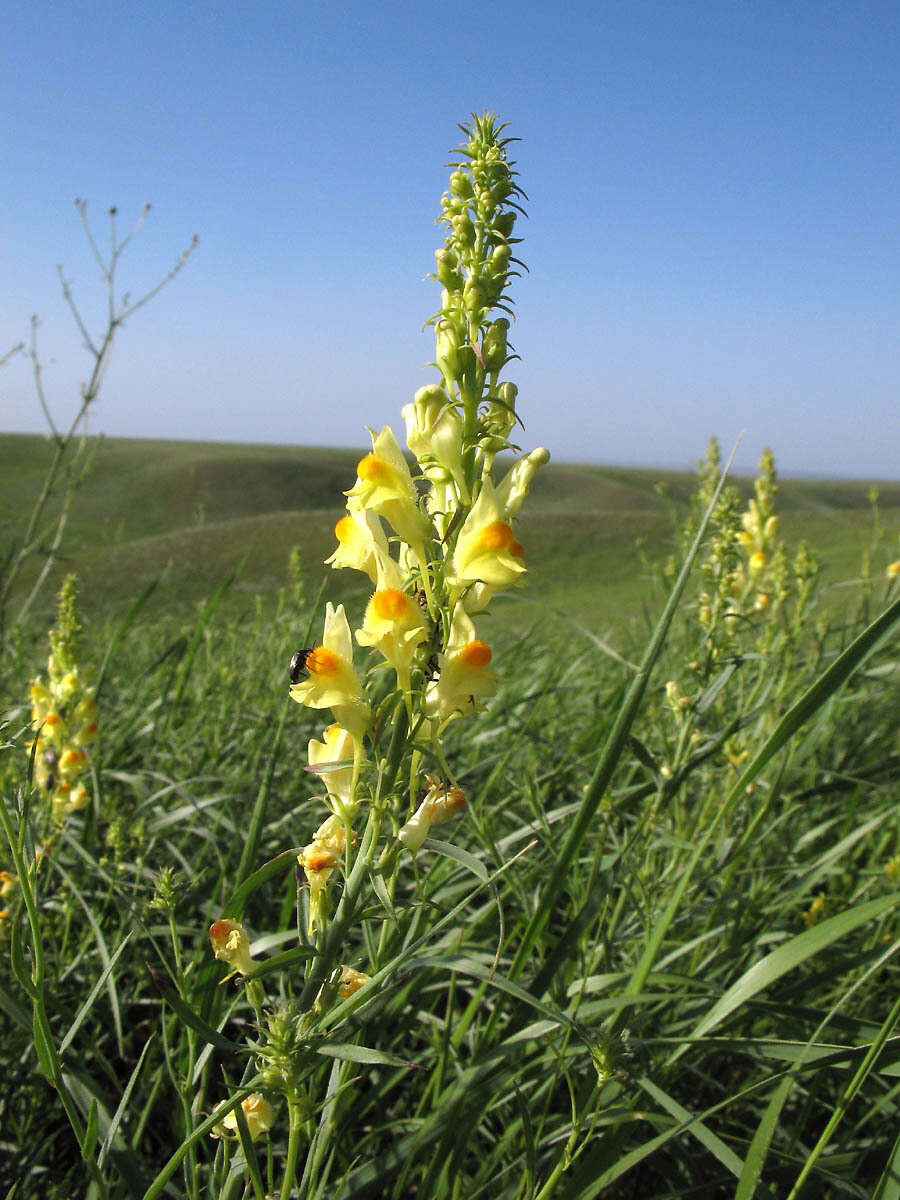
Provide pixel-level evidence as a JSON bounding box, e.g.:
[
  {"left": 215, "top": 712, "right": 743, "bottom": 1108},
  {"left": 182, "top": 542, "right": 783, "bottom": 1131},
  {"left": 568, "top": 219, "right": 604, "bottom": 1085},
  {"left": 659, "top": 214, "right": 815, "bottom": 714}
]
[{"left": 289, "top": 649, "right": 313, "bottom": 685}]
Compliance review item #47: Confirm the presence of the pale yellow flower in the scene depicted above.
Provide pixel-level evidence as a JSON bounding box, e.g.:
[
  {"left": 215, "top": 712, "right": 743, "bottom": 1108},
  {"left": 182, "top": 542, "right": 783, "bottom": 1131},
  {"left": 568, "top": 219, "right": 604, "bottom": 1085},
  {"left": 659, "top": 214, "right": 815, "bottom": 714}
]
[
  {"left": 298, "top": 815, "right": 353, "bottom": 934},
  {"left": 308, "top": 725, "right": 359, "bottom": 815},
  {"left": 425, "top": 608, "right": 496, "bottom": 724},
  {"left": 213, "top": 1093, "right": 273, "bottom": 1142},
  {"left": 345, "top": 425, "right": 429, "bottom": 550},
  {"left": 209, "top": 918, "right": 256, "bottom": 977},
  {"left": 398, "top": 776, "right": 466, "bottom": 854},
  {"left": 401, "top": 384, "right": 467, "bottom": 500},
  {"left": 446, "top": 478, "right": 526, "bottom": 590},
  {"left": 325, "top": 509, "right": 389, "bottom": 583},
  {"left": 355, "top": 554, "right": 428, "bottom": 690},
  {"left": 495, "top": 447, "right": 550, "bottom": 517},
  {"left": 290, "top": 603, "right": 370, "bottom": 737}
]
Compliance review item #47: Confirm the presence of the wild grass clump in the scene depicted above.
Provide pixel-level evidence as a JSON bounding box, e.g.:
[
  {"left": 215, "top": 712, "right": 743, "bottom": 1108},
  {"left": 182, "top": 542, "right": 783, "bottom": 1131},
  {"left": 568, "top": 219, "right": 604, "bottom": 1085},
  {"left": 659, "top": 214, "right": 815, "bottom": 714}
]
[{"left": 2, "top": 116, "right": 900, "bottom": 1200}]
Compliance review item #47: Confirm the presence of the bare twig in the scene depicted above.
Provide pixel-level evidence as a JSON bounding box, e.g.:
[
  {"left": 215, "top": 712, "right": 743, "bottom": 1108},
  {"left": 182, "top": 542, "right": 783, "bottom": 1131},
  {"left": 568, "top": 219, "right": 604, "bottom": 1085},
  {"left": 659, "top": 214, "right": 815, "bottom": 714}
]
[{"left": 0, "top": 201, "right": 198, "bottom": 649}]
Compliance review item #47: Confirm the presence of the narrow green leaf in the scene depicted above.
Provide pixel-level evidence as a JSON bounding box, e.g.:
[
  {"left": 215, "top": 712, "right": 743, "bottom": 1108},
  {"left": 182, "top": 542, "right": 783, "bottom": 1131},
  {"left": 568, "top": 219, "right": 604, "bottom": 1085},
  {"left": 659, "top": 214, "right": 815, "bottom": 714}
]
[
  {"left": 146, "top": 965, "right": 242, "bottom": 1052},
  {"left": 81, "top": 1098, "right": 99, "bottom": 1161},
  {"left": 638, "top": 1075, "right": 747, "bottom": 1183},
  {"left": 223, "top": 846, "right": 303, "bottom": 921},
  {"left": 681, "top": 893, "right": 900, "bottom": 1054},
  {"left": 423, "top": 837, "right": 489, "bottom": 882},
  {"left": 32, "top": 1008, "right": 58, "bottom": 1081},
  {"left": 315, "top": 1041, "right": 419, "bottom": 1069},
  {"left": 735, "top": 1075, "right": 795, "bottom": 1200},
  {"left": 60, "top": 932, "right": 133, "bottom": 1055},
  {"left": 98, "top": 1037, "right": 153, "bottom": 1169}
]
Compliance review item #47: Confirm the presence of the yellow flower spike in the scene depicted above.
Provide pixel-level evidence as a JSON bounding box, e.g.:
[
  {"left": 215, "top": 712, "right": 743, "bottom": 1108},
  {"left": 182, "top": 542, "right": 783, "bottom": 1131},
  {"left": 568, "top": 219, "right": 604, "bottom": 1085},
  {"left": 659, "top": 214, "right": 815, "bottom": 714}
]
[
  {"left": 212, "top": 1093, "right": 273, "bottom": 1142},
  {"left": 325, "top": 508, "right": 389, "bottom": 582},
  {"left": 345, "top": 426, "right": 430, "bottom": 550},
  {"left": 447, "top": 478, "right": 526, "bottom": 589},
  {"left": 399, "top": 776, "right": 466, "bottom": 854},
  {"left": 425, "top": 608, "right": 497, "bottom": 725},
  {"left": 209, "top": 918, "right": 257, "bottom": 978},
  {"left": 289, "top": 603, "right": 371, "bottom": 737},
  {"left": 0, "top": 871, "right": 18, "bottom": 898},
  {"left": 58, "top": 748, "right": 88, "bottom": 780}
]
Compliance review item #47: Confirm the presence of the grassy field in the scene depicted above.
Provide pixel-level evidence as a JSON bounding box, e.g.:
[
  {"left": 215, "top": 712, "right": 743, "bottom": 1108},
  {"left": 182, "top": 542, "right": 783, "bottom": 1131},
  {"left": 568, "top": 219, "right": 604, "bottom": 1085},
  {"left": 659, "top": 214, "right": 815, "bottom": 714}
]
[
  {"left": 3, "top": 428, "right": 900, "bottom": 1199},
  {"left": 3, "top": 432, "right": 897, "bottom": 643}
]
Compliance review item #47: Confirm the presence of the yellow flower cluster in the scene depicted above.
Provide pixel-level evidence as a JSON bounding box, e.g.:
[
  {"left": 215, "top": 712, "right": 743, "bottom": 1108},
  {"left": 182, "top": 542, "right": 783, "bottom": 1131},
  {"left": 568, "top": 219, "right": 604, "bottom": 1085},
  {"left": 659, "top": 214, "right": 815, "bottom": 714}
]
[
  {"left": 283, "top": 115, "right": 549, "bottom": 933},
  {"left": 27, "top": 578, "right": 99, "bottom": 824}
]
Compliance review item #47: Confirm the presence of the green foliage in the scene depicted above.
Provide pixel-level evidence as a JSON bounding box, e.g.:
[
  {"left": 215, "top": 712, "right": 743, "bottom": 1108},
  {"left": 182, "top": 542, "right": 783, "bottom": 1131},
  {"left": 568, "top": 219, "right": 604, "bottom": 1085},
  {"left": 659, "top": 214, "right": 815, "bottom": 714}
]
[{"left": 1, "top": 451, "right": 898, "bottom": 1197}]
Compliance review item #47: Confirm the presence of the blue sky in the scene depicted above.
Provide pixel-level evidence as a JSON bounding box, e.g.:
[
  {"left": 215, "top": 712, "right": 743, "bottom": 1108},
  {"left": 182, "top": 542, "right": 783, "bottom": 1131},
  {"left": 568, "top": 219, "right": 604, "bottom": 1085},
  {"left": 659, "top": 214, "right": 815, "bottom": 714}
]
[{"left": 2, "top": 0, "right": 897, "bottom": 477}]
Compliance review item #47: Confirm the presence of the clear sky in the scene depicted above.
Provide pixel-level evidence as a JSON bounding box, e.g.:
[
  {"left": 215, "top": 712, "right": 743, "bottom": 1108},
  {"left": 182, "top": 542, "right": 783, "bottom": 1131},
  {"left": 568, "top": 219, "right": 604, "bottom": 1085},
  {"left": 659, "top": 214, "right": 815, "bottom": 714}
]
[{"left": 2, "top": 0, "right": 898, "bottom": 478}]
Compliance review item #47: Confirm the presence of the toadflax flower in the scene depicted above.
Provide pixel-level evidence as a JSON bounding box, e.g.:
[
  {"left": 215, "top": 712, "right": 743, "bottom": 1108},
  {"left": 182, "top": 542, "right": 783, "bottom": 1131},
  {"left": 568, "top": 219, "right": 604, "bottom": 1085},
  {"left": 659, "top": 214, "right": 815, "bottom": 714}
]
[
  {"left": 209, "top": 918, "right": 256, "bottom": 978},
  {"left": 325, "top": 508, "right": 390, "bottom": 583},
  {"left": 446, "top": 477, "right": 526, "bottom": 591},
  {"left": 290, "top": 603, "right": 370, "bottom": 737},
  {"left": 398, "top": 776, "right": 466, "bottom": 854},
  {"left": 425, "top": 607, "right": 496, "bottom": 725},
  {"left": 298, "top": 815, "right": 353, "bottom": 934},
  {"left": 355, "top": 554, "right": 428, "bottom": 699},
  {"left": 401, "top": 384, "right": 468, "bottom": 503},
  {"left": 308, "top": 724, "right": 359, "bottom": 817},
  {"left": 212, "top": 1093, "right": 273, "bottom": 1142},
  {"left": 345, "top": 425, "right": 430, "bottom": 551},
  {"left": 338, "top": 965, "right": 372, "bottom": 998}
]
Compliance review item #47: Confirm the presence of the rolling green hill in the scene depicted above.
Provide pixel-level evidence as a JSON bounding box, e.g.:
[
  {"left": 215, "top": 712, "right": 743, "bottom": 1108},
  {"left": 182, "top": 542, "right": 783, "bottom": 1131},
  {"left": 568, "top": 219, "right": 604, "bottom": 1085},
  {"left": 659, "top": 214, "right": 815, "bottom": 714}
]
[{"left": 3, "top": 433, "right": 897, "bottom": 635}]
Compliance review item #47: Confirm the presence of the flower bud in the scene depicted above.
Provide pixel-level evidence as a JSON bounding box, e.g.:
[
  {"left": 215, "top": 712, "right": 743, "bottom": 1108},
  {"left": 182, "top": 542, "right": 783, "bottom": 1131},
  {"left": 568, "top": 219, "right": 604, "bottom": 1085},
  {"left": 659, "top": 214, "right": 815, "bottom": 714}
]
[
  {"left": 452, "top": 214, "right": 475, "bottom": 247},
  {"left": 463, "top": 277, "right": 485, "bottom": 317},
  {"left": 496, "top": 447, "right": 550, "bottom": 516},
  {"left": 482, "top": 319, "right": 510, "bottom": 372},
  {"left": 434, "top": 248, "right": 462, "bottom": 291},
  {"left": 492, "top": 211, "right": 516, "bottom": 238},
  {"left": 488, "top": 243, "right": 511, "bottom": 273},
  {"left": 449, "top": 170, "right": 473, "bottom": 198}
]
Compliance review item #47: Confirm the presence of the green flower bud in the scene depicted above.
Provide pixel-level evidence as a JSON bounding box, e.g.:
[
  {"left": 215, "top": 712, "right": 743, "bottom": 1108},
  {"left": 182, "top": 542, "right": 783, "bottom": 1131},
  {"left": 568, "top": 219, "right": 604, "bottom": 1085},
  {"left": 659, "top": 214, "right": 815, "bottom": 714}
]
[
  {"left": 434, "top": 248, "right": 462, "bottom": 291},
  {"left": 492, "top": 211, "right": 516, "bottom": 239},
  {"left": 463, "top": 277, "right": 485, "bottom": 317},
  {"left": 488, "top": 243, "right": 511, "bottom": 273},
  {"left": 491, "top": 176, "right": 513, "bottom": 204},
  {"left": 436, "top": 320, "right": 462, "bottom": 379},
  {"left": 449, "top": 169, "right": 474, "bottom": 198},
  {"left": 482, "top": 319, "right": 510, "bottom": 372},
  {"left": 498, "top": 381, "right": 518, "bottom": 407},
  {"left": 452, "top": 214, "right": 476, "bottom": 247}
]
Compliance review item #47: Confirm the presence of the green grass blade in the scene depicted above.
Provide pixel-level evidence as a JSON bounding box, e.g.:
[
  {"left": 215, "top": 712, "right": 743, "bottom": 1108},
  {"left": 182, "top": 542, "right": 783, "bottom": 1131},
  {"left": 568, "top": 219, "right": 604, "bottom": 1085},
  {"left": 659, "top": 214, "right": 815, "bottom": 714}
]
[
  {"left": 680, "top": 895, "right": 900, "bottom": 1055},
  {"left": 97, "top": 1037, "right": 153, "bottom": 1170},
  {"left": 59, "top": 932, "right": 134, "bottom": 1055},
  {"left": 506, "top": 450, "right": 738, "bottom": 980},
  {"left": 637, "top": 1075, "right": 748, "bottom": 1184},
  {"left": 610, "top": 594, "right": 900, "bottom": 1035}
]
